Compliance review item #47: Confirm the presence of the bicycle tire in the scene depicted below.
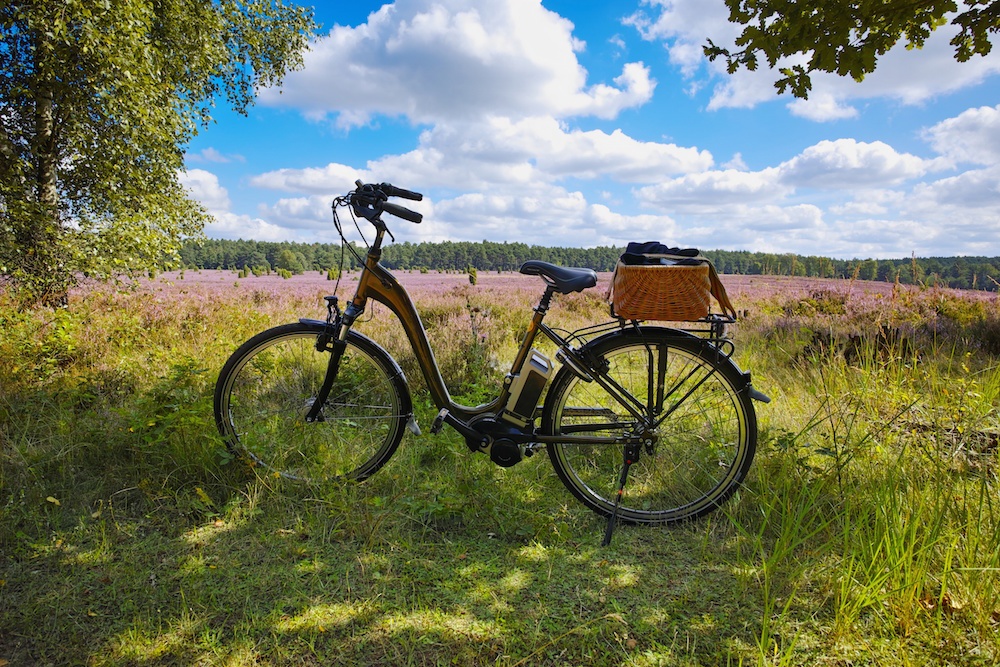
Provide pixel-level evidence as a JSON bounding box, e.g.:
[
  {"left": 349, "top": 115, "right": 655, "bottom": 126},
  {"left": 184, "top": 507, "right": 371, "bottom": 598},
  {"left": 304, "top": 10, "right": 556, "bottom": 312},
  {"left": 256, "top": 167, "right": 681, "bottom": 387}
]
[
  {"left": 542, "top": 327, "right": 756, "bottom": 524},
  {"left": 214, "top": 322, "right": 411, "bottom": 482}
]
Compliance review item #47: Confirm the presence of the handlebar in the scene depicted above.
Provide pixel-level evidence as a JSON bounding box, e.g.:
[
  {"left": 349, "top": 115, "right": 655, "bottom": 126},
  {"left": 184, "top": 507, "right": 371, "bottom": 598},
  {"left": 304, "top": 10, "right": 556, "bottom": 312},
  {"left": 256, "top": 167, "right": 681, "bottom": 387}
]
[
  {"left": 348, "top": 180, "right": 424, "bottom": 224},
  {"left": 382, "top": 201, "right": 423, "bottom": 223},
  {"left": 378, "top": 183, "right": 422, "bottom": 202}
]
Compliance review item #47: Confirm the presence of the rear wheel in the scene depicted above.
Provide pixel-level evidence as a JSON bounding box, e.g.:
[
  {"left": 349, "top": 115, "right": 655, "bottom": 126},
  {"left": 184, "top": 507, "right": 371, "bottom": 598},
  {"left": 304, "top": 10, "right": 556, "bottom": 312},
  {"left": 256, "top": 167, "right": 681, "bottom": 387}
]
[
  {"left": 543, "top": 329, "right": 756, "bottom": 524},
  {"left": 214, "top": 323, "right": 410, "bottom": 482}
]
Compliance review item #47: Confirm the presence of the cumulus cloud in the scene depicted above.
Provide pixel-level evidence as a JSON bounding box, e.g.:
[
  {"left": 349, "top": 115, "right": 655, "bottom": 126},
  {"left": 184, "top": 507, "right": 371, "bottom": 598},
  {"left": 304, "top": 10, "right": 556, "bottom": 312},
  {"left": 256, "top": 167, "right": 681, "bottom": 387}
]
[
  {"left": 240, "top": 114, "right": 996, "bottom": 256},
  {"left": 192, "top": 3, "right": 999, "bottom": 259},
  {"left": 830, "top": 190, "right": 905, "bottom": 217},
  {"left": 628, "top": 132, "right": 989, "bottom": 256},
  {"left": 635, "top": 169, "right": 788, "bottom": 211},
  {"left": 923, "top": 104, "right": 1000, "bottom": 166},
  {"left": 430, "top": 187, "right": 677, "bottom": 246},
  {"left": 251, "top": 163, "right": 362, "bottom": 195},
  {"left": 252, "top": 183, "right": 679, "bottom": 249},
  {"left": 623, "top": 0, "right": 736, "bottom": 76},
  {"left": 786, "top": 93, "right": 859, "bottom": 122},
  {"left": 261, "top": 0, "right": 654, "bottom": 126},
  {"left": 180, "top": 169, "right": 290, "bottom": 241},
  {"left": 778, "top": 140, "right": 929, "bottom": 189},
  {"left": 205, "top": 213, "right": 293, "bottom": 242},
  {"left": 628, "top": 0, "right": 1000, "bottom": 118},
  {"left": 179, "top": 169, "right": 231, "bottom": 211},
  {"left": 909, "top": 166, "right": 1000, "bottom": 210},
  {"left": 252, "top": 116, "right": 714, "bottom": 195}
]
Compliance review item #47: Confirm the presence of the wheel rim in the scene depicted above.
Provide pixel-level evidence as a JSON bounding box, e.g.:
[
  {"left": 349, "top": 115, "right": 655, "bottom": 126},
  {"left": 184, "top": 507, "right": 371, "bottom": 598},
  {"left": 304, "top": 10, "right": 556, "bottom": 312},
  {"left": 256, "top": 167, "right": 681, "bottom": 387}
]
[
  {"left": 221, "top": 332, "right": 404, "bottom": 482},
  {"left": 550, "top": 340, "right": 751, "bottom": 523}
]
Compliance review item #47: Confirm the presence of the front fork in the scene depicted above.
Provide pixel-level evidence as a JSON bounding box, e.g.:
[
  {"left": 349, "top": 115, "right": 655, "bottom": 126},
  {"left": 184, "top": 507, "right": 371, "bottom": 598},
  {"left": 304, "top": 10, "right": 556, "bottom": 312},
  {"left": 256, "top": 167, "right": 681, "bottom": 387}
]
[{"left": 305, "top": 296, "right": 356, "bottom": 423}]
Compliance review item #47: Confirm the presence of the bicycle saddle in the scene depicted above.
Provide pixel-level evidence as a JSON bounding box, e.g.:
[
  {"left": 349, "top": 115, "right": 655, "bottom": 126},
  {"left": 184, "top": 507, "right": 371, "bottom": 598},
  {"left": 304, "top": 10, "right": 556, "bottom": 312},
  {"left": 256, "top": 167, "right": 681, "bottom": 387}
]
[{"left": 519, "top": 260, "right": 598, "bottom": 294}]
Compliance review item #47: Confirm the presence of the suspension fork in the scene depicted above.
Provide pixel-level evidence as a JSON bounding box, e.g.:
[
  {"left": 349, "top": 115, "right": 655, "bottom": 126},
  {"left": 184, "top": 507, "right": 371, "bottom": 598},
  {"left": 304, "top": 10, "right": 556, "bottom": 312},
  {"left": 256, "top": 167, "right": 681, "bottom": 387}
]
[{"left": 304, "top": 295, "right": 358, "bottom": 423}]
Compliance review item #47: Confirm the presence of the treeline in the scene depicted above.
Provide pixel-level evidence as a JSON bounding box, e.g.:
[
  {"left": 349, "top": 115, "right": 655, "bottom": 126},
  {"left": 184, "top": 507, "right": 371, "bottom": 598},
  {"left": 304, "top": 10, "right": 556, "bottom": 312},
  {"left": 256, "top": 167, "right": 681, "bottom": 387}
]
[
  {"left": 701, "top": 251, "right": 1000, "bottom": 291},
  {"left": 178, "top": 239, "right": 1000, "bottom": 291},
  {"left": 177, "top": 239, "right": 623, "bottom": 273}
]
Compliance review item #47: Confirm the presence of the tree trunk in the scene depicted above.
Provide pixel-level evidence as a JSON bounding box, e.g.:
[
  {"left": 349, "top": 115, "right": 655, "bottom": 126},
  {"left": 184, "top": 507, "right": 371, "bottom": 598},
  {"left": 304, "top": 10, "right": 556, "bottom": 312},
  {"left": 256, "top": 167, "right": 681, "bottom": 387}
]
[
  {"left": 33, "top": 38, "right": 59, "bottom": 219},
  {"left": 15, "top": 32, "right": 69, "bottom": 307}
]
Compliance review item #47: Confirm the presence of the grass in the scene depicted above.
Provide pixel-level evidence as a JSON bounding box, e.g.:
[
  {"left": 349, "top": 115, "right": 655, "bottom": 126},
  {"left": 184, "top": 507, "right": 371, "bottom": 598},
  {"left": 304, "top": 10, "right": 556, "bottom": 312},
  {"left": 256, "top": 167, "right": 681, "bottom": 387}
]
[{"left": 2, "top": 270, "right": 1000, "bottom": 665}]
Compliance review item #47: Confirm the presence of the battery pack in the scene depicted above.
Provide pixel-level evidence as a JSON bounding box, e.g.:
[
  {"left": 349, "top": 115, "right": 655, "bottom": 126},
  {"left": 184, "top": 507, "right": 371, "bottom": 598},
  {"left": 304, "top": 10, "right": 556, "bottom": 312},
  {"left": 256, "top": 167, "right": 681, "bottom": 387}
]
[{"left": 501, "top": 349, "right": 552, "bottom": 427}]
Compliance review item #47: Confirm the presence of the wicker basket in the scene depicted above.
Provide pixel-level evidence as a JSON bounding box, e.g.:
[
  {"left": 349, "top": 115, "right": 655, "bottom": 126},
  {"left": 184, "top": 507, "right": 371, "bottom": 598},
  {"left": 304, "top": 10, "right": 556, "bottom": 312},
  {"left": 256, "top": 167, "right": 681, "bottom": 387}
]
[{"left": 610, "top": 262, "right": 712, "bottom": 321}]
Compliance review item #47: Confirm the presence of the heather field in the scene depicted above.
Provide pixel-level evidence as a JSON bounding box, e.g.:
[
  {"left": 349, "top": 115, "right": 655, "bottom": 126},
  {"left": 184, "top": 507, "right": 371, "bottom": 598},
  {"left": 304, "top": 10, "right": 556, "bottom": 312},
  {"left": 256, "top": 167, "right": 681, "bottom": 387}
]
[{"left": 3, "top": 268, "right": 1000, "bottom": 666}]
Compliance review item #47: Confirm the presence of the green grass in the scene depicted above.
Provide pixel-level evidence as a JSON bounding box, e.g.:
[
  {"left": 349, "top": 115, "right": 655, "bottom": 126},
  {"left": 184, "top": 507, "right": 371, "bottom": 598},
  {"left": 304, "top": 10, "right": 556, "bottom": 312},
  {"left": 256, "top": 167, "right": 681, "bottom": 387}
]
[{"left": 2, "top": 274, "right": 1000, "bottom": 665}]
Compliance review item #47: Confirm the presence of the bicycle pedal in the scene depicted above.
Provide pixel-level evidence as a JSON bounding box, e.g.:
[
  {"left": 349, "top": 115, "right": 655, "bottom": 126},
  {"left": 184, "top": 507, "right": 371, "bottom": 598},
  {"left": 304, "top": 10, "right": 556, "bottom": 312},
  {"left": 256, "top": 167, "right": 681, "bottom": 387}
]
[{"left": 430, "top": 408, "right": 449, "bottom": 435}]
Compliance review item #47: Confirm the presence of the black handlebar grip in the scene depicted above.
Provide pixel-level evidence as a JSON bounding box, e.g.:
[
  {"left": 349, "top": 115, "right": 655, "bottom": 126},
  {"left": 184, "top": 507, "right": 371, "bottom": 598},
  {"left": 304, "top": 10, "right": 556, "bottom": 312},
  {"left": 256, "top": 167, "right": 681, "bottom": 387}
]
[
  {"left": 379, "top": 183, "right": 423, "bottom": 201},
  {"left": 382, "top": 201, "right": 423, "bottom": 223}
]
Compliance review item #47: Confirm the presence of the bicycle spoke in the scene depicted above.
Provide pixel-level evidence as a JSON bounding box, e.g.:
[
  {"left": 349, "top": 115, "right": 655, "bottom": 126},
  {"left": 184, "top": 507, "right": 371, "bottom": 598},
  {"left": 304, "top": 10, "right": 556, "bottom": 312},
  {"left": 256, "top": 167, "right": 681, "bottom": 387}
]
[
  {"left": 215, "top": 324, "right": 409, "bottom": 482},
  {"left": 546, "top": 331, "right": 756, "bottom": 525}
]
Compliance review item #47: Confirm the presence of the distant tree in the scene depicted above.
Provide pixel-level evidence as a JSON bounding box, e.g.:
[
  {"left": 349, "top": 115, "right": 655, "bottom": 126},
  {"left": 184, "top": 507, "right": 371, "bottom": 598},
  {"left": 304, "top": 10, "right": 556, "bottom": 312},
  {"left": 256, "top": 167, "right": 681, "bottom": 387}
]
[
  {"left": 1, "top": 1, "right": 315, "bottom": 306},
  {"left": 706, "top": 0, "right": 1000, "bottom": 98},
  {"left": 858, "top": 259, "right": 878, "bottom": 281},
  {"left": 275, "top": 249, "right": 303, "bottom": 274}
]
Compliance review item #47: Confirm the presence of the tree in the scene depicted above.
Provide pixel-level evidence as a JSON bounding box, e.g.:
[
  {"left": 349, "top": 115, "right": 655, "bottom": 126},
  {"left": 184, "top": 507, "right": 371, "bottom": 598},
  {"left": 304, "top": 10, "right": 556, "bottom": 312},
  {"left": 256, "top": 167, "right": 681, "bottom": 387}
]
[
  {"left": 1, "top": 1, "right": 315, "bottom": 306},
  {"left": 275, "top": 248, "right": 302, "bottom": 275},
  {"left": 705, "top": 1, "right": 999, "bottom": 98}
]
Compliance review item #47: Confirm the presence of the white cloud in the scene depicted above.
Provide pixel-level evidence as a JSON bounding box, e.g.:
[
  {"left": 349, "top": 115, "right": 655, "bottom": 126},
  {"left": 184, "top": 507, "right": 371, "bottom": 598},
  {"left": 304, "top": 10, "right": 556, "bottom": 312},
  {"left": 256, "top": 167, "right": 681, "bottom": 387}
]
[
  {"left": 180, "top": 169, "right": 288, "bottom": 241},
  {"left": 635, "top": 169, "right": 789, "bottom": 210},
  {"left": 831, "top": 218, "right": 942, "bottom": 258},
  {"left": 909, "top": 166, "right": 1000, "bottom": 209},
  {"left": 240, "top": 124, "right": 991, "bottom": 256},
  {"left": 205, "top": 213, "right": 292, "bottom": 242},
  {"left": 624, "top": 0, "right": 736, "bottom": 76},
  {"left": 829, "top": 190, "right": 905, "bottom": 217},
  {"left": 251, "top": 163, "right": 362, "bottom": 195},
  {"left": 830, "top": 201, "right": 889, "bottom": 217},
  {"left": 625, "top": 130, "right": 993, "bottom": 257},
  {"left": 430, "top": 187, "right": 677, "bottom": 246},
  {"left": 721, "top": 153, "right": 748, "bottom": 170},
  {"left": 186, "top": 147, "right": 245, "bottom": 164},
  {"left": 261, "top": 196, "right": 334, "bottom": 231},
  {"left": 778, "top": 140, "right": 928, "bottom": 189},
  {"left": 628, "top": 0, "right": 1000, "bottom": 117},
  {"left": 195, "top": 4, "right": 999, "bottom": 259},
  {"left": 252, "top": 116, "right": 714, "bottom": 194},
  {"left": 261, "top": 0, "right": 654, "bottom": 126},
  {"left": 251, "top": 184, "right": 678, "bottom": 249},
  {"left": 786, "top": 92, "right": 859, "bottom": 122},
  {"left": 179, "top": 169, "right": 231, "bottom": 211},
  {"left": 671, "top": 204, "right": 827, "bottom": 254},
  {"left": 923, "top": 104, "right": 1000, "bottom": 166}
]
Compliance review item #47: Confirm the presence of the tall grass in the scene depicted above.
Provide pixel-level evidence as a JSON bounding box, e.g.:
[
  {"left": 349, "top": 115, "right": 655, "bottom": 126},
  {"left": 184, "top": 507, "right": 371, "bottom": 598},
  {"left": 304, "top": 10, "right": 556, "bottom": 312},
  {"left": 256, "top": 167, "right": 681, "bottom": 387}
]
[{"left": 2, "top": 271, "right": 999, "bottom": 665}]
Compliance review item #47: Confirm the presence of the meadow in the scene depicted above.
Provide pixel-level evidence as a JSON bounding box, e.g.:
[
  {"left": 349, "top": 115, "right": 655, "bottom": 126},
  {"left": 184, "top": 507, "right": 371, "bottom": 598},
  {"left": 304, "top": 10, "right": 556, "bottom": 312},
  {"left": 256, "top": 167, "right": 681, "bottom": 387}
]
[{"left": 2, "top": 268, "right": 999, "bottom": 666}]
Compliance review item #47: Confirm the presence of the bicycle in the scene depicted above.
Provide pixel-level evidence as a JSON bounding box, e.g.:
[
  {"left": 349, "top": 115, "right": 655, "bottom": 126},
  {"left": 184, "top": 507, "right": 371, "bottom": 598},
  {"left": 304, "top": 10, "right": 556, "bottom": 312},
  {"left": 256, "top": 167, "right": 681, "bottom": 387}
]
[{"left": 214, "top": 181, "right": 770, "bottom": 544}]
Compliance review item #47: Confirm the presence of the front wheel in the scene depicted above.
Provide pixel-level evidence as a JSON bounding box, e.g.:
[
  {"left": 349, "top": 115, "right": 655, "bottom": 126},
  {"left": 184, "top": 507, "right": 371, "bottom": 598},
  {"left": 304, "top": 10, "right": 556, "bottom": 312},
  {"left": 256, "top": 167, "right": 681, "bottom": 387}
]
[
  {"left": 543, "top": 328, "right": 757, "bottom": 524},
  {"left": 214, "top": 322, "right": 411, "bottom": 482}
]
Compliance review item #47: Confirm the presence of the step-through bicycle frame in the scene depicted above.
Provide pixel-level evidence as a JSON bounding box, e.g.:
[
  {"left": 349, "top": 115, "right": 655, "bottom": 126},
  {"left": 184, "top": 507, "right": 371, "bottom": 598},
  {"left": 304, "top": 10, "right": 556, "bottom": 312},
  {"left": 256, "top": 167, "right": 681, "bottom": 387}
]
[{"left": 318, "top": 222, "right": 748, "bottom": 448}]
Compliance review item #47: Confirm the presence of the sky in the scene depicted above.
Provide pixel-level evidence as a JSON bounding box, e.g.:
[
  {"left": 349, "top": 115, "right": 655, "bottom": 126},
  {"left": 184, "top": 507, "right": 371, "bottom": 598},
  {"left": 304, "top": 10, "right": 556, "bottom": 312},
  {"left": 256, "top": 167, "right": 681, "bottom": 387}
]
[{"left": 180, "top": 0, "right": 1000, "bottom": 259}]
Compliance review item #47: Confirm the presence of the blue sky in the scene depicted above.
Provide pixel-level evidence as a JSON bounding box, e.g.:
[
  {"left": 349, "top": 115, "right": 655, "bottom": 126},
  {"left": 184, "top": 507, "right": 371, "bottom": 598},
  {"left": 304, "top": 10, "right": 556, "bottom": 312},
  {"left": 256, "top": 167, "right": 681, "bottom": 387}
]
[{"left": 181, "top": 0, "right": 1000, "bottom": 259}]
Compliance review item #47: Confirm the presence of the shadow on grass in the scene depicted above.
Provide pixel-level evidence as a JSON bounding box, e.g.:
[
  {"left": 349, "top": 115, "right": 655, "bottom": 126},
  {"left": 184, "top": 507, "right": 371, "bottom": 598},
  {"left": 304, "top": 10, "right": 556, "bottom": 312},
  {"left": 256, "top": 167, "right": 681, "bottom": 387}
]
[
  {"left": 2, "top": 384, "right": 765, "bottom": 666},
  {"left": 8, "top": 366, "right": 998, "bottom": 666},
  {"left": 3, "top": 500, "right": 760, "bottom": 666}
]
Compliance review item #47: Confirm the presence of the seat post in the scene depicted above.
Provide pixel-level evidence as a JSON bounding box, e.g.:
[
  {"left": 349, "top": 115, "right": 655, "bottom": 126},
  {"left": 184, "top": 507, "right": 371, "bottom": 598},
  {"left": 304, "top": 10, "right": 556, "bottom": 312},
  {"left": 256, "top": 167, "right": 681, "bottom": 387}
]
[
  {"left": 535, "top": 284, "right": 556, "bottom": 315},
  {"left": 506, "top": 285, "right": 556, "bottom": 379}
]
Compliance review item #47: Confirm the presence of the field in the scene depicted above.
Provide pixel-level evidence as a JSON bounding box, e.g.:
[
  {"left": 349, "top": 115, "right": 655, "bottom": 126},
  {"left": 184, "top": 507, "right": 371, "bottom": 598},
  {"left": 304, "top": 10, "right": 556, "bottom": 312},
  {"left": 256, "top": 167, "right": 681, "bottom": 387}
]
[{"left": 2, "top": 268, "right": 1000, "bottom": 666}]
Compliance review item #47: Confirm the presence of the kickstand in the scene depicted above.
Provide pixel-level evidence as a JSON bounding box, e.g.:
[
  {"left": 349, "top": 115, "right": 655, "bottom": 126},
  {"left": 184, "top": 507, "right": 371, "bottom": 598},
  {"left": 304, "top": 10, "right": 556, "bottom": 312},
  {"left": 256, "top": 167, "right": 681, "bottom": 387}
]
[{"left": 602, "top": 443, "right": 640, "bottom": 547}]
